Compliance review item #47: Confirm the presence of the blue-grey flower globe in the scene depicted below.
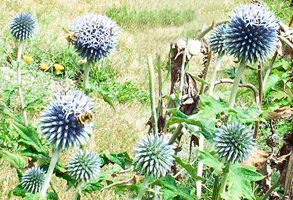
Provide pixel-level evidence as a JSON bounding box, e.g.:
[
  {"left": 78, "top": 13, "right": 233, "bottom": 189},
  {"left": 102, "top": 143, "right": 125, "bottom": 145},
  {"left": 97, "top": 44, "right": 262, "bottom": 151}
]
[
  {"left": 134, "top": 134, "right": 175, "bottom": 178},
  {"left": 21, "top": 167, "right": 46, "bottom": 194},
  {"left": 70, "top": 14, "right": 120, "bottom": 62},
  {"left": 67, "top": 150, "right": 102, "bottom": 182},
  {"left": 40, "top": 90, "right": 94, "bottom": 150},
  {"left": 226, "top": 4, "right": 279, "bottom": 63},
  {"left": 10, "top": 12, "right": 38, "bottom": 41},
  {"left": 210, "top": 24, "right": 229, "bottom": 56},
  {"left": 214, "top": 122, "right": 255, "bottom": 163}
]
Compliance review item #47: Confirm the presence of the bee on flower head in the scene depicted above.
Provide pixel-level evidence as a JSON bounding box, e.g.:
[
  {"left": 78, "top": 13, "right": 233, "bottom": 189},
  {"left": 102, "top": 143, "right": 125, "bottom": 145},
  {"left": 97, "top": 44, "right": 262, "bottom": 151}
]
[
  {"left": 77, "top": 111, "right": 94, "bottom": 126},
  {"left": 62, "top": 27, "right": 77, "bottom": 45}
]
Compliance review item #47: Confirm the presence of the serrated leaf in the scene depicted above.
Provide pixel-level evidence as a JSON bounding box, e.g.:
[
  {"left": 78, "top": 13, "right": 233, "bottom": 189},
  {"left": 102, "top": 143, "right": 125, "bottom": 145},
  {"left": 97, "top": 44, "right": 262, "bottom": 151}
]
[
  {"left": 175, "top": 156, "right": 202, "bottom": 181},
  {"left": 232, "top": 104, "right": 262, "bottom": 124},
  {"left": 0, "top": 150, "right": 26, "bottom": 170},
  {"left": 4, "top": 87, "right": 17, "bottom": 106},
  {"left": 100, "top": 152, "right": 133, "bottom": 169},
  {"left": 264, "top": 74, "right": 280, "bottom": 98},
  {"left": 199, "top": 151, "right": 223, "bottom": 174},
  {"left": 82, "top": 181, "right": 104, "bottom": 194},
  {"left": 8, "top": 185, "right": 26, "bottom": 198}
]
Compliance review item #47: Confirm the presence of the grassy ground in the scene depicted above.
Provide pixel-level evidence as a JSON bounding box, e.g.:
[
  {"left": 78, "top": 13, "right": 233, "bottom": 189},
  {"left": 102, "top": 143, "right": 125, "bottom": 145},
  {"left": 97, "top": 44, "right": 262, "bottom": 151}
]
[{"left": 2, "top": 0, "right": 292, "bottom": 199}]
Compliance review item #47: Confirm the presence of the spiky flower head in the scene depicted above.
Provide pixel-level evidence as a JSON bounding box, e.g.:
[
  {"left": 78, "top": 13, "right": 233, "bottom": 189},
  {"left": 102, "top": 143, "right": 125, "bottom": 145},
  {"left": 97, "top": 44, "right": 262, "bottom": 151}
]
[
  {"left": 210, "top": 24, "right": 229, "bottom": 56},
  {"left": 226, "top": 4, "right": 279, "bottom": 63},
  {"left": 21, "top": 167, "right": 46, "bottom": 194},
  {"left": 134, "top": 134, "right": 175, "bottom": 178},
  {"left": 214, "top": 122, "right": 255, "bottom": 163},
  {"left": 40, "top": 90, "right": 94, "bottom": 150},
  {"left": 10, "top": 12, "right": 38, "bottom": 41},
  {"left": 70, "top": 14, "right": 120, "bottom": 62},
  {"left": 67, "top": 150, "right": 102, "bottom": 182}
]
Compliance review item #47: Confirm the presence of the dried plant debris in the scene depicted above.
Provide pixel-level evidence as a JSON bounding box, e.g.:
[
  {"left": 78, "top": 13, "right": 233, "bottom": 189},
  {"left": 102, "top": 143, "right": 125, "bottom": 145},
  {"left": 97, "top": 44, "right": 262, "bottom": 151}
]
[
  {"left": 264, "top": 107, "right": 293, "bottom": 120},
  {"left": 279, "top": 22, "right": 293, "bottom": 59}
]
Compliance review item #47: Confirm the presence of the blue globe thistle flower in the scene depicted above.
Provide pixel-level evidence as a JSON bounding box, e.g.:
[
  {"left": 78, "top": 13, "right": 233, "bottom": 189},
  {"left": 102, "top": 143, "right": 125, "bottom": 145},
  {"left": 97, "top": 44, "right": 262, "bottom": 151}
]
[
  {"left": 40, "top": 90, "right": 94, "bottom": 150},
  {"left": 134, "top": 134, "right": 175, "bottom": 178},
  {"left": 10, "top": 12, "right": 38, "bottom": 41},
  {"left": 214, "top": 122, "right": 255, "bottom": 163},
  {"left": 70, "top": 14, "right": 120, "bottom": 62},
  {"left": 67, "top": 150, "right": 102, "bottom": 182},
  {"left": 210, "top": 24, "right": 229, "bottom": 56},
  {"left": 21, "top": 167, "right": 46, "bottom": 194},
  {"left": 226, "top": 4, "right": 279, "bottom": 63}
]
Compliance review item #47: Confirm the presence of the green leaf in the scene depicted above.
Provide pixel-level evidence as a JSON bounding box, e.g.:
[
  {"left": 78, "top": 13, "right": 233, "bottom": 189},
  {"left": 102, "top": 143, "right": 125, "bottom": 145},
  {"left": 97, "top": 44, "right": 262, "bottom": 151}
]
[
  {"left": 224, "top": 164, "right": 264, "bottom": 200},
  {"left": 8, "top": 185, "right": 26, "bottom": 198},
  {"left": 264, "top": 74, "right": 280, "bottom": 98},
  {"left": 175, "top": 156, "right": 202, "bottom": 181},
  {"left": 222, "top": 67, "right": 236, "bottom": 79},
  {"left": 199, "top": 151, "right": 223, "bottom": 174},
  {"left": 82, "top": 181, "right": 104, "bottom": 194},
  {"left": 3, "top": 87, "right": 17, "bottom": 106},
  {"left": 152, "top": 175, "right": 194, "bottom": 200},
  {"left": 0, "top": 150, "right": 26, "bottom": 170},
  {"left": 100, "top": 152, "right": 133, "bottom": 169},
  {"left": 232, "top": 104, "right": 262, "bottom": 124}
]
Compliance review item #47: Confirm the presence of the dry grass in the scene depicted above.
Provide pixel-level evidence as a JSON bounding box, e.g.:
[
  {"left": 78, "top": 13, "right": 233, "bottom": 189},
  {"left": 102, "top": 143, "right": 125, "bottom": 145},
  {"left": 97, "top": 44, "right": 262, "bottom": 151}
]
[{"left": 0, "top": 0, "right": 249, "bottom": 199}]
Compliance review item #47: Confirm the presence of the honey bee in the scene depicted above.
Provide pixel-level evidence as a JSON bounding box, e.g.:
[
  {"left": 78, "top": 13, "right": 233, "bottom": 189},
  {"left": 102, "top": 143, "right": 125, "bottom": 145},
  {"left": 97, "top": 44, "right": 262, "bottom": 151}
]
[
  {"left": 62, "top": 27, "right": 77, "bottom": 45},
  {"left": 77, "top": 111, "right": 94, "bottom": 125}
]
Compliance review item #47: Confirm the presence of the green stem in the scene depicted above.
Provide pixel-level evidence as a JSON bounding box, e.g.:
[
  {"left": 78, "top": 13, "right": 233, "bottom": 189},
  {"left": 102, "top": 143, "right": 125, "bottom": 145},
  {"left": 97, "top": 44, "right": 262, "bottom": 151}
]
[
  {"left": 218, "top": 163, "right": 231, "bottom": 199},
  {"left": 168, "top": 124, "right": 183, "bottom": 145},
  {"left": 40, "top": 149, "right": 61, "bottom": 197},
  {"left": 228, "top": 61, "right": 246, "bottom": 109},
  {"left": 83, "top": 61, "right": 92, "bottom": 92},
  {"left": 261, "top": 180, "right": 280, "bottom": 200},
  {"left": 209, "top": 55, "right": 223, "bottom": 96},
  {"left": 196, "top": 21, "right": 229, "bottom": 40},
  {"left": 73, "top": 181, "right": 83, "bottom": 200},
  {"left": 148, "top": 56, "right": 158, "bottom": 135},
  {"left": 136, "top": 176, "right": 150, "bottom": 200},
  {"left": 212, "top": 175, "right": 220, "bottom": 200},
  {"left": 17, "top": 41, "right": 28, "bottom": 126}
]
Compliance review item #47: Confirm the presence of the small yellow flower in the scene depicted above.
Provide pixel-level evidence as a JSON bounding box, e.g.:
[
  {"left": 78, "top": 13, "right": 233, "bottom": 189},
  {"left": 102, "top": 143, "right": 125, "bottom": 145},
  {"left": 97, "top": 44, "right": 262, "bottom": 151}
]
[
  {"left": 40, "top": 63, "right": 49, "bottom": 71},
  {"left": 54, "top": 64, "right": 64, "bottom": 72},
  {"left": 23, "top": 55, "right": 33, "bottom": 63}
]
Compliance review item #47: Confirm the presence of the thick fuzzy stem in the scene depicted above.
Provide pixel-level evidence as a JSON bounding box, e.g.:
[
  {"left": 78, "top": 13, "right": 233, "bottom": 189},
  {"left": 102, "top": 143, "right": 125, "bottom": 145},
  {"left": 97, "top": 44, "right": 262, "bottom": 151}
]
[
  {"left": 209, "top": 55, "right": 223, "bottom": 96},
  {"left": 17, "top": 41, "right": 28, "bottom": 126},
  {"left": 218, "top": 163, "right": 231, "bottom": 199},
  {"left": 136, "top": 176, "right": 150, "bottom": 200},
  {"left": 83, "top": 62, "right": 92, "bottom": 92},
  {"left": 228, "top": 61, "right": 246, "bottom": 109},
  {"left": 40, "top": 149, "right": 61, "bottom": 197},
  {"left": 73, "top": 181, "right": 83, "bottom": 200},
  {"left": 148, "top": 56, "right": 158, "bottom": 135}
]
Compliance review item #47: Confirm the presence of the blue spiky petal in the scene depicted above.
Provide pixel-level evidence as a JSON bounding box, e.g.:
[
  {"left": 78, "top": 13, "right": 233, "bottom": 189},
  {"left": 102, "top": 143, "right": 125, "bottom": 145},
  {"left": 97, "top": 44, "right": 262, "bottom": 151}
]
[
  {"left": 67, "top": 150, "right": 102, "bottom": 182},
  {"left": 210, "top": 24, "right": 229, "bottom": 56},
  {"left": 134, "top": 134, "right": 175, "bottom": 178},
  {"left": 71, "top": 14, "right": 120, "bottom": 62},
  {"left": 10, "top": 12, "right": 38, "bottom": 41},
  {"left": 21, "top": 167, "right": 46, "bottom": 194},
  {"left": 214, "top": 122, "right": 255, "bottom": 163},
  {"left": 39, "top": 90, "right": 94, "bottom": 150},
  {"left": 226, "top": 4, "right": 279, "bottom": 63}
]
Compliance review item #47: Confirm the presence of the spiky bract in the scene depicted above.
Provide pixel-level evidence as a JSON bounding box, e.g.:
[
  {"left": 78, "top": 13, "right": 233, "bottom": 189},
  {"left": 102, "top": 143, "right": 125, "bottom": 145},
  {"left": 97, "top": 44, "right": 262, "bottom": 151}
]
[
  {"left": 210, "top": 24, "right": 229, "bottom": 56},
  {"left": 71, "top": 14, "right": 120, "bottom": 62},
  {"left": 226, "top": 4, "right": 279, "bottom": 63},
  {"left": 67, "top": 150, "right": 102, "bottom": 182},
  {"left": 10, "top": 12, "right": 38, "bottom": 41},
  {"left": 214, "top": 122, "right": 255, "bottom": 163},
  {"left": 134, "top": 134, "right": 175, "bottom": 178},
  {"left": 21, "top": 167, "right": 46, "bottom": 194},
  {"left": 40, "top": 90, "right": 94, "bottom": 150}
]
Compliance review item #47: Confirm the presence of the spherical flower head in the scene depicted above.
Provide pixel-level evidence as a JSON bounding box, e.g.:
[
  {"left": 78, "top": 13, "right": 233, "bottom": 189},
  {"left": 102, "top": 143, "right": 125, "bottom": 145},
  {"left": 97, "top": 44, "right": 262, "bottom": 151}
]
[
  {"left": 226, "top": 4, "right": 279, "bottom": 63},
  {"left": 40, "top": 90, "right": 94, "bottom": 150},
  {"left": 21, "top": 167, "right": 46, "bottom": 194},
  {"left": 70, "top": 14, "right": 120, "bottom": 62},
  {"left": 210, "top": 24, "right": 229, "bottom": 56},
  {"left": 214, "top": 122, "right": 255, "bottom": 163},
  {"left": 10, "top": 12, "right": 38, "bottom": 41},
  {"left": 134, "top": 134, "right": 175, "bottom": 178},
  {"left": 67, "top": 150, "right": 102, "bottom": 182}
]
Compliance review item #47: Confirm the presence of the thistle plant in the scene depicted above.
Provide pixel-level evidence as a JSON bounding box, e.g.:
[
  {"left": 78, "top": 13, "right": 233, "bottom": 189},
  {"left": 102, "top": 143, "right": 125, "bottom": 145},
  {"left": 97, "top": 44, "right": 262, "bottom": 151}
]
[
  {"left": 134, "top": 134, "right": 175, "bottom": 199},
  {"left": 21, "top": 167, "right": 46, "bottom": 194},
  {"left": 209, "top": 24, "right": 229, "bottom": 95},
  {"left": 10, "top": 12, "right": 38, "bottom": 126},
  {"left": 68, "top": 150, "right": 102, "bottom": 200},
  {"left": 213, "top": 123, "right": 255, "bottom": 199},
  {"left": 70, "top": 14, "right": 120, "bottom": 91},
  {"left": 39, "top": 90, "right": 94, "bottom": 197},
  {"left": 225, "top": 4, "right": 279, "bottom": 108}
]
